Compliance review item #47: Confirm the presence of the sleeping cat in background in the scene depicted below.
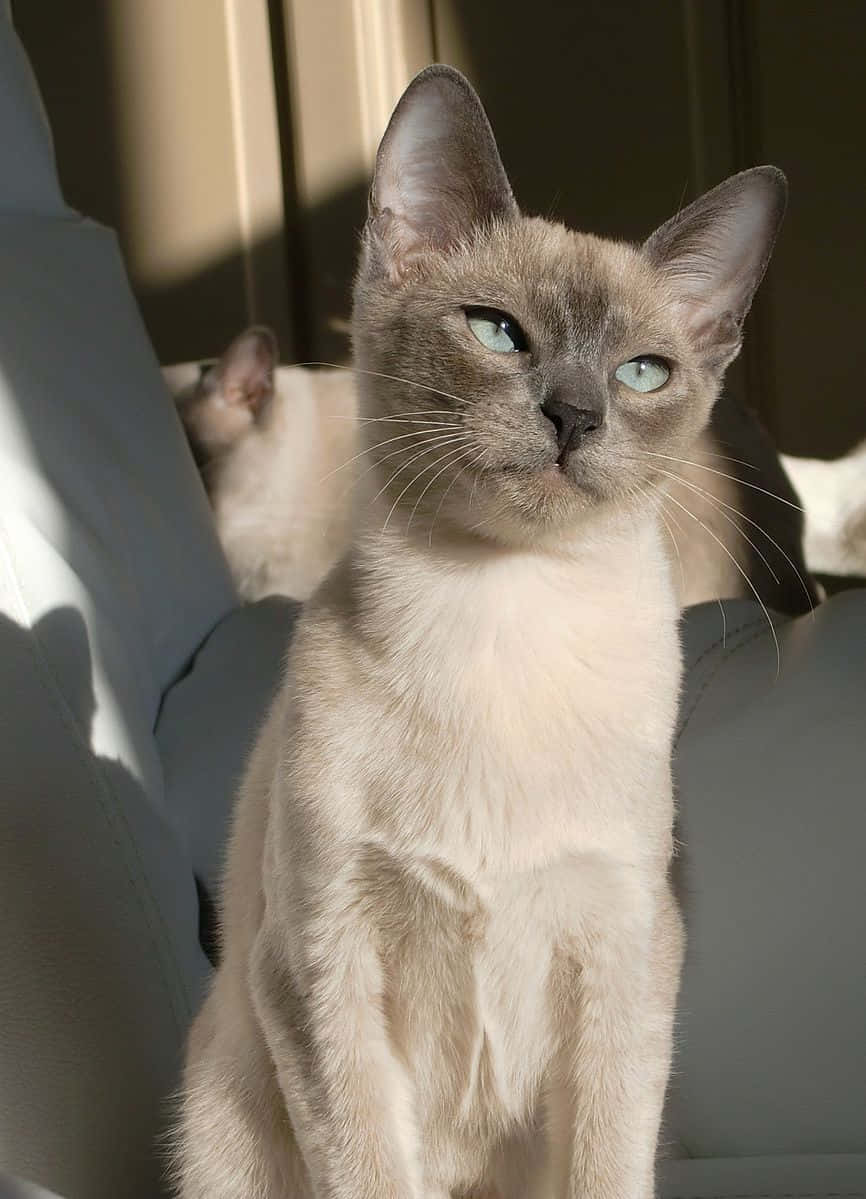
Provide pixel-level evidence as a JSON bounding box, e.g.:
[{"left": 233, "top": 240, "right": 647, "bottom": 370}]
[
  {"left": 167, "top": 329, "right": 360, "bottom": 602},
  {"left": 168, "top": 328, "right": 823, "bottom": 614},
  {"left": 176, "top": 64, "right": 786, "bottom": 1199}
]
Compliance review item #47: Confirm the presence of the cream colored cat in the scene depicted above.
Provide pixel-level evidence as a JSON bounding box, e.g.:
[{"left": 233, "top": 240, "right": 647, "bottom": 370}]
[
  {"left": 169, "top": 329, "right": 359, "bottom": 602},
  {"left": 175, "top": 66, "right": 787, "bottom": 1199}
]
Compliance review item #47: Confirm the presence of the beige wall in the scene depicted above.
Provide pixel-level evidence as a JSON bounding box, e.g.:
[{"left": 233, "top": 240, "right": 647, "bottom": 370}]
[
  {"left": 15, "top": 1, "right": 866, "bottom": 456},
  {"left": 16, "top": 0, "right": 291, "bottom": 362}
]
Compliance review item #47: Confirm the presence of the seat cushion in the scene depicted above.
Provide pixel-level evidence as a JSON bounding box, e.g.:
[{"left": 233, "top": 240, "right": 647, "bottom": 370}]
[
  {"left": 669, "top": 592, "right": 866, "bottom": 1160},
  {"left": 156, "top": 595, "right": 299, "bottom": 899},
  {"left": 660, "top": 1151, "right": 866, "bottom": 1198}
]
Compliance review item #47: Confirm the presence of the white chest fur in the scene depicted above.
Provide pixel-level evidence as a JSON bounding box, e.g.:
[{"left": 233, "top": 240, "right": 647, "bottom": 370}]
[{"left": 348, "top": 513, "right": 681, "bottom": 876}]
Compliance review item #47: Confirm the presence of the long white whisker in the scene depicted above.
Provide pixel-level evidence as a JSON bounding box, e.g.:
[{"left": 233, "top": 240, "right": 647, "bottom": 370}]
[
  {"left": 657, "top": 467, "right": 815, "bottom": 617},
  {"left": 658, "top": 469, "right": 780, "bottom": 585},
  {"left": 429, "top": 449, "right": 489, "bottom": 549},
  {"left": 383, "top": 442, "right": 476, "bottom": 534},
  {"left": 686, "top": 449, "right": 760, "bottom": 471},
  {"left": 467, "top": 500, "right": 512, "bottom": 535},
  {"left": 651, "top": 494, "right": 686, "bottom": 597},
  {"left": 294, "top": 361, "right": 482, "bottom": 408},
  {"left": 372, "top": 434, "right": 473, "bottom": 512},
  {"left": 319, "top": 426, "right": 462, "bottom": 484},
  {"left": 659, "top": 488, "right": 781, "bottom": 677},
  {"left": 407, "top": 444, "right": 481, "bottom": 532},
  {"left": 335, "top": 430, "right": 471, "bottom": 508},
  {"left": 336, "top": 414, "right": 464, "bottom": 426},
  {"left": 637, "top": 450, "right": 803, "bottom": 512}
]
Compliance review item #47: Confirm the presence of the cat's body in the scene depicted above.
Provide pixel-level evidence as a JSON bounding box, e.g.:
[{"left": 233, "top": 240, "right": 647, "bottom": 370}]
[
  {"left": 176, "top": 66, "right": 787, "bottom": 1199},
  {"left": 182, "top": 514, "right": 681, "bottom": 1199}
]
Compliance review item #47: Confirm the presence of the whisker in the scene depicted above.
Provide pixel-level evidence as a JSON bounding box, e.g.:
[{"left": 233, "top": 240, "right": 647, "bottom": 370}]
[
  {"left": 318, "top": 426, "right": 462, "bottom": 484},
  {"left": 294, "top": 361, "right": 481, "bottom": 409},
  {"left": 371, "top": 434, "right": 473, "bottom": 512},
  {"left": 659, "top": 467, "right": 815, "bottom": 616},
  {"left": 635, "top": 450, "right": 804, "bottom": 512},
  {"left": 383, "top": 442, "right": 477, "bottom": 534},
  {"left": 407, "top": 444, "right": 481, "bottom": 532},
  {"left": 651, "top": 493, "right": 686, "bottom": 597},
  {"left": 657, "top": 488, "right": 781, "bottom": 677},
  {"left": 686, "top": 450, "right": 760, "bottom": 471},
  {"left": 335, "top": 430, "right": 471, "bottom": 508},
  {"left": 467, "top": 499, "right": 512, "bottom": 535},
  {"left": 350, "top": 414, "right": 461, "bottom": 425},
  {"left": 658, "top": 469, "right": 781, "bottom": 585},
  {"left": 430, "top": 449, "right": 489, "bottom": 548}
]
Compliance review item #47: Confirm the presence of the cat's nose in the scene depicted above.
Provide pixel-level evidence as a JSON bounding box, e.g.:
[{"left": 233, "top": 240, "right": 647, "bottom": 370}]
[{"left": 540, "top": 395, "right": 603, "bottom": 462}]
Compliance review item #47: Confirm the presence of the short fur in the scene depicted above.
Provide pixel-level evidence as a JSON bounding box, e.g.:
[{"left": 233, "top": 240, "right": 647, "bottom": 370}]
[
  {"left": 175, "top": 65, "right": 786, "bottom": 1198},
  {"left": 171, "top": 331, "right": 360, "bottom": 602}
]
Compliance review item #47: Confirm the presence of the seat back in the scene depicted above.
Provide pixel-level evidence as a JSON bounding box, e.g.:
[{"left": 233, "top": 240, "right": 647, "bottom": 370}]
[{"left": 0, "top": 10, "right": 237, "bottom": 1195}]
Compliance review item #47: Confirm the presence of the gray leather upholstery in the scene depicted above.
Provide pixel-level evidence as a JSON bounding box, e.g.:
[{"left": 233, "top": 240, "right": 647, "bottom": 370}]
[
  {"left": 0, "top": 8, "right": 293, "bottom": 1196},
  {"left": 0, "top": 7, "right": 863, "bottom": 1197}
]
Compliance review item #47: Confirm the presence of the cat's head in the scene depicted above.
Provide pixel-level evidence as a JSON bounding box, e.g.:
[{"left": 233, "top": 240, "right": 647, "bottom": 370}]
[
  {"left": 174, "top": 326, "right": 278, "bottom": 464},
  {"left": 352, "top": 65, "right": 786, "bottom": 548}
]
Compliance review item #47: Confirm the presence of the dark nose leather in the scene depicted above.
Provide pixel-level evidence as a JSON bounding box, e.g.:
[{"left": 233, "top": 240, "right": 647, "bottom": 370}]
[{"left": 540, "top": 395, "right": 603, "bottom": 462}]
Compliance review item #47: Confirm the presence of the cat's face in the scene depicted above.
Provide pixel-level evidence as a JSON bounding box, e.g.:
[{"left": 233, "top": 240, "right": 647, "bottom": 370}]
[{"left": 352, "top": 66, "right": 785, "bottom": 548}]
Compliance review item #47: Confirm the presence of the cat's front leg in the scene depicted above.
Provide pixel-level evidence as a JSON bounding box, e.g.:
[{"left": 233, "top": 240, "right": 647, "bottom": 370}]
[
  {"left": 545, "top": 881, "right": 683, "bottom": 1199},
  {"left": 250, "top": 897, "right": 433, "bottom": 1199}
]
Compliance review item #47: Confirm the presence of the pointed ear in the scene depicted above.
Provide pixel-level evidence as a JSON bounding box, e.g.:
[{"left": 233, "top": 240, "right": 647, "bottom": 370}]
[
  {"left": 643, "top": 167, "right": 787, "bottom": 366},
  {"left": 367, "top": 64, "right": 517, "bottom": 279},
  {"left": 207, "top": 326, "right": 278, "bottom": 409}
]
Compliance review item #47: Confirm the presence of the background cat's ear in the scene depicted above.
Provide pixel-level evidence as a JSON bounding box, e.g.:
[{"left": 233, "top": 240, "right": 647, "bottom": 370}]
[
  {"left": 643, "top": 167, "right": 787, "bottom": 366},
  {"left": 206, "top": 326, "right": 278, "bottom": 411},
  {"left": 368, "top": 64, "right": 517, "bottom": 279}
]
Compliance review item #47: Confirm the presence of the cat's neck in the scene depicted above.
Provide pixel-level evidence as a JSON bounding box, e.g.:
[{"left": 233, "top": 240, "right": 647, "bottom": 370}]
[{"left": 347, "top": 500, "right": 675, "bottom": 657}]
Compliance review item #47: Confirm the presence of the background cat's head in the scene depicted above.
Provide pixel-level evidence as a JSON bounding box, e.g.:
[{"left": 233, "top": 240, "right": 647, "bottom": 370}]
[
  {"left": 173, "top": 326, "right": 277, "bottom": 465},
  {"left": 352, "top": 65, "right": 786, "bottom": 548}
]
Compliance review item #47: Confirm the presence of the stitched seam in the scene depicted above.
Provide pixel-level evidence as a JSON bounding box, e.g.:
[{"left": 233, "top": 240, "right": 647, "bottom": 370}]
[
  {"left": 684, "top": 613, "right": 767, "bottom": 680},
  {"left": 666, "top": 1191, "right": 864, "bottom": 1198},
  {"left": 0, "top": 515, "right": 191, "bottom": 1033},
  {"left": 676, "top": 618, "right": 778, "bottom": 749}
]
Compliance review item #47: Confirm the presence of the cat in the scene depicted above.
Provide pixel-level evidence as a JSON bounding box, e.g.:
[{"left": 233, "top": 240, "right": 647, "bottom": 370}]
[
  {"left": 174, "top": 64, "right": 786, "bottom": 1199},
  {"left": 168, "top": 329, "right": 360, "bottom": 602},
  {"left": 782, "top": 438, "right": 866, "bottom": 582}
]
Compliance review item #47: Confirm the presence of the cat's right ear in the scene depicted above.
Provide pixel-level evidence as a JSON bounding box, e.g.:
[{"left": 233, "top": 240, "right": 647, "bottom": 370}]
[{"left": 366, "top": 65, "right": 517, "bottom": 280}]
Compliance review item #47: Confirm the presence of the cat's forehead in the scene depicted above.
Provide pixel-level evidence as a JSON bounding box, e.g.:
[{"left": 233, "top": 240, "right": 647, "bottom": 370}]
[{"left": 442, "top": 216, "right": 669, "bottom": 354}]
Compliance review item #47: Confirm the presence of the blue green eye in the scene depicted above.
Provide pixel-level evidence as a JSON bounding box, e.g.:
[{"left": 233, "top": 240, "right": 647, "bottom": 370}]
[
  {"left": 614, "top": 355, "right": 670, "bottom": 393},
  {"left": 466, "top": 307, "right": 527, "bottom": 353}
]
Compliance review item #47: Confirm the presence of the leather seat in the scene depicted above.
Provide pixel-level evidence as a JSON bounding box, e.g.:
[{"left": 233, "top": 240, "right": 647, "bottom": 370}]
[{"left": 0, "top": 8, "right": 862, "bottom": 1197}]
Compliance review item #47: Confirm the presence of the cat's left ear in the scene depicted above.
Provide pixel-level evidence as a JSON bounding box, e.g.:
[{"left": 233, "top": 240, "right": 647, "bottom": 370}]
[
  {"left": 367, "top": 65, "right": 517, "bottom": 279},
  {"left": 205, "top": 326, "right": 278, "bottom": 411},
  {"left": 643, "top": 167, "right": 787, "bottom": 367}
]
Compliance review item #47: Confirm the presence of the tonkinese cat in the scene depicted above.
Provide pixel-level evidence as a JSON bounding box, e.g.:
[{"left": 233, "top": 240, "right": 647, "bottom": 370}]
[
  {"left": 169, "top": 330, "right": 359, "bottom": 602},
  {"left": 176, "top": 65, "right": 787, "bottom": 1199}
]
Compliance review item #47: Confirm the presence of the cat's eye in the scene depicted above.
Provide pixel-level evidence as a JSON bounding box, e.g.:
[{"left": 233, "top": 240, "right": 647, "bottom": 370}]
[
  {"left": 465, "top": 307, "right": 527, "bottom": 353},
  {"left": 614, "top": 355, "right": 671, "bottom": 393}
]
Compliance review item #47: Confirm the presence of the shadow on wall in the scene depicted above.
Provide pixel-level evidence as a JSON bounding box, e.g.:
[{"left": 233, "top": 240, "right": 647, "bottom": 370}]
[
  {"left": 12, "top": 0, "right": 368, "bottom": 367},
  {"left": 129, "top": 179, "right": 370, "bottom": 367}
]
